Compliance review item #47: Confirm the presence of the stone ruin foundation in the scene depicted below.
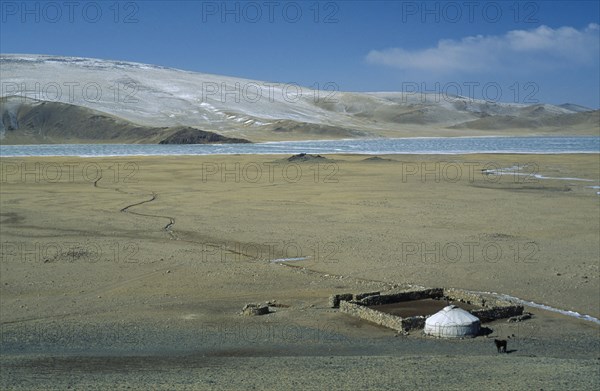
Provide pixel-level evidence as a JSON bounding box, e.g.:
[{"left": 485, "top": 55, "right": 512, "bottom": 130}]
[
  {"left": 330, "top": 287, "right": 524, "bottom": 333},
  {"left": 241, "top": 303, "right": 270, "bottom": 316}
]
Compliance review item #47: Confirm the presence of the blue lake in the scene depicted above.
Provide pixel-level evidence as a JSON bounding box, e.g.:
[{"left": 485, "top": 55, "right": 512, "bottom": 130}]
[{"left": 1, "top": 136, "right": 598, "bottom": 157}]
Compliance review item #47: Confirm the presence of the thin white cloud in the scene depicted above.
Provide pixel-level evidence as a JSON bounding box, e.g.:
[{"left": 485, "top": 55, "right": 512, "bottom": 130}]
[{"left": 367, "top": 24, "right": 599, "bottom": 74}]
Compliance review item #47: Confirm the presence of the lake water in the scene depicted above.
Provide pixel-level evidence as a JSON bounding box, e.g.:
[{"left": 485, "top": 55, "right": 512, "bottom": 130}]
[{"left": 0, "top": 136, "right": 598, "bottom": 157}]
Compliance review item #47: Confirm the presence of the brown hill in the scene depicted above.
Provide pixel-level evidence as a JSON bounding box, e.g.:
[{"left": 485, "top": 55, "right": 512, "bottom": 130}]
[{"left": 0, "top": 97, "right": 250, "bottom": 144}]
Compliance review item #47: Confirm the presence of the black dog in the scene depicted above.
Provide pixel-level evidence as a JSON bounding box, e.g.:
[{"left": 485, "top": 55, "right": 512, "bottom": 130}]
[{"left": 494, "top": 339, "right": 507, "bottom": 353}]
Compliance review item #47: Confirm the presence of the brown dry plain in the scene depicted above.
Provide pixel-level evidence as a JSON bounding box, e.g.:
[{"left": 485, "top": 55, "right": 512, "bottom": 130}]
[{"left": 0, "top": 153, "right": 599, "bottom": 390}]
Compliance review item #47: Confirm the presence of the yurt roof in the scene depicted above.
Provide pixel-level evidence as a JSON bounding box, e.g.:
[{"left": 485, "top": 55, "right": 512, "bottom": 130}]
[{"left": 425, "top": 305, "right": 480, "bottom": 326}]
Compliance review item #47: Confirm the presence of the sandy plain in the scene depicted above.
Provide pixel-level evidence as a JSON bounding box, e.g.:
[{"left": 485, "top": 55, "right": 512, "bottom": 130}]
[{"left": 0, "top": 153, "right": 598, "bottom": 389}]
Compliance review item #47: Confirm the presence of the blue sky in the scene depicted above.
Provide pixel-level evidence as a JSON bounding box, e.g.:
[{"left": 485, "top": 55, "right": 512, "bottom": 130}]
[{"left": 1, "top": 1, "right": 599, "bottom": 107}]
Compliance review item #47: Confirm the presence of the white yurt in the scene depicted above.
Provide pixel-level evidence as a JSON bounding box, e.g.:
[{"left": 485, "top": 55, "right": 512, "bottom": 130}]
[{"left": 424, "top": 305, "right": 480, "bottom": 338}]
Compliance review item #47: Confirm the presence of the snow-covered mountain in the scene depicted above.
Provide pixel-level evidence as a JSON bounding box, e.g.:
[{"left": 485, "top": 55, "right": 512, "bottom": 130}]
[{"left": 1, "top": 54, "right": 598, "bottom": 143}]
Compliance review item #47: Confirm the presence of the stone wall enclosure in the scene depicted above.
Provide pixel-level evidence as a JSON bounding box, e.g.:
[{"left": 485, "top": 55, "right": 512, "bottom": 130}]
[{"left": 331, "top": 288, "right": 524, "bottom": 333}]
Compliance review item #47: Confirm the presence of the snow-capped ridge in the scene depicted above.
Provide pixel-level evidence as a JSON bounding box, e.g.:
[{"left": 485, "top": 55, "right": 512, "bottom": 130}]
[{"left": 1, "top": 54, "right": 598, "bottom": 140}]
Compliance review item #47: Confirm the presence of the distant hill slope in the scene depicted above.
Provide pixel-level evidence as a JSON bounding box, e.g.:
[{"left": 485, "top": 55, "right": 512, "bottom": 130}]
[
  {"left": 0, "top": 97, "right": 250, "bottom": 144},
  {"left": 449, "top": 109, "right": 600, "bottom": 132},
  {"left": 558, "top": 103, "right": 594, "bottom": 113},
  {"left": 1, "top": 54, "right": 598, "bottom": 143}
]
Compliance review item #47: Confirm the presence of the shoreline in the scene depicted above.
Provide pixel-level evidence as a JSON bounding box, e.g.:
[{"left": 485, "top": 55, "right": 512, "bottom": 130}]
[{"left": 1, "top": 136, "right": 599, "bottom": 158}]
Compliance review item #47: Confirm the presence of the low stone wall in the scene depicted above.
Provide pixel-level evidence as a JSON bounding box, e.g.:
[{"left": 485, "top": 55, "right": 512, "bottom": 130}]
[
  {"left": 339, "top": 301, "right": 405, "bottom": 331},
  {"left": 444, "top": 288, "right": 515, "bottom": 308},
  {"left": 401, "top": 315, "right": 426, "bottom": 330},
  {"left": 328, "top": 293, "right": 353, "bottom": 308},
  {"left": 339, "top": 301, "right": 428, "bottom": 332},
  {"left": 359, "top": 288, "right": 444, "bottom": 306},
  {"left": 355, "top": 291, "right": 381, "bottom": 300},
  {"left": 471, "top": 306, "right": 524, "bottom": 323},
  {"left": 333, "top": 287, "right": 525, "bottom": 333},
  {"left": 329, "top": 288, "right": 444, "bottom": 308}
]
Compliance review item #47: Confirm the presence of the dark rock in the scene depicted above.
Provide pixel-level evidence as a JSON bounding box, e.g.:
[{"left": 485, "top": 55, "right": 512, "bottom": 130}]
[
  {"left": 241, "top": 303, "right": 270, "bottom": 316},
  {"left": 159, "top": 128, "right": 250, "bottom": 144},
  {"left": 507, "top": 313, "right": 532, "bottom": 323},
  {"left": 286, "top": 153, "right": 329, "bottom": 162},
  {"left": 362, "top": 156, "right": 393, "bottom": 162}
]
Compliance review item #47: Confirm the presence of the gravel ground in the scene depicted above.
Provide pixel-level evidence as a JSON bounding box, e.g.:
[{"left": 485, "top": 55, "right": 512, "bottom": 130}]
[{"left": 1, "top": 154, "right": 598, "bottom": 389}]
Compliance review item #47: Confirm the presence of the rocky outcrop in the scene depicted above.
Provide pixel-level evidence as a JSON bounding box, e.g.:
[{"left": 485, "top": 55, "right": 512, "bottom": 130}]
[
  {"left": 158, "top": 127, "right": 250, "bottom": 144},
  {"left": 241, "top": 303, "right": 270, "bottom": 316},
  {"left": 286, "top": 153, "right": 330, "bottom": 162}
]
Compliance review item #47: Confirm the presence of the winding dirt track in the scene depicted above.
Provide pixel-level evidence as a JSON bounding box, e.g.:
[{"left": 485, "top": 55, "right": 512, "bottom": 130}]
[
  {"left": 94, "top": 177, "right": 176, "bottom": 239},
  {"left": 89, "top": 175, "right": 413, "bottom": 305},
  {"left": 92, "top": 175, "right": 261, "bottom": 261},
  {"left": 91, "top": 174, "right": 366, "bottom": 281},
  {"left": 2, "top": 177, "right": 185, "bottom": 326}
]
